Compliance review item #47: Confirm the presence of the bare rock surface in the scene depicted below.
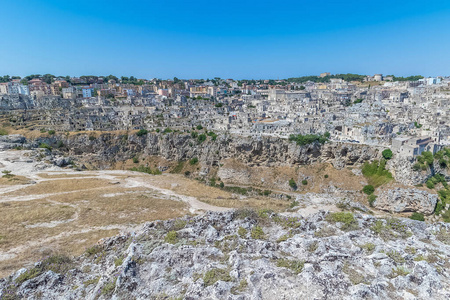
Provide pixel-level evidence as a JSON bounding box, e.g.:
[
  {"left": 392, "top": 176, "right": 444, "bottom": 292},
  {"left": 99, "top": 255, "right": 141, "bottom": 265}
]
[
  {"left": 1, "top": 210, "right": 449, "bottom": 300},
  {"left": 375, "top": 188, "right": 438, "bottom": 215}
]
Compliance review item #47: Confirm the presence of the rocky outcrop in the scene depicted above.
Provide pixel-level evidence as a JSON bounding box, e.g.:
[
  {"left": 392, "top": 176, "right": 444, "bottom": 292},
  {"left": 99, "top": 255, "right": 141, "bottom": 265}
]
[
  {"left": 0, "top": 95, "right": 35, "bottom": 110},
  {"left": 29, "top": 132, "right": 381, "bottom": 170},
  {"left": 0, "top": 134, "right": 26, "bottom": 150},
  {"left": 389, "top": 157, "right": 450, "bottom": 186},
  {"left": 1, "top": 210, "right": 448, "bottom": 299},
  {"left": 375, "top": 188, "right": 438, "bottom": 215}
]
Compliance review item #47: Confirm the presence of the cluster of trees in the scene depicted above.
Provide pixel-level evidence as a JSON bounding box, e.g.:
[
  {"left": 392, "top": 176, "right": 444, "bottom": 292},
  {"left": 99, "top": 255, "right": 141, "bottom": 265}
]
[
  {"left": 120, "top": 76, "right": 145, "bottom": 85},
  {"left": 389, "top": 75, "right": 424, "bottom": 82},
  {"left": 0, "top": 75, "right": 20, "bottom": 83},
  {"left": 1, "top": 74, "right": 128, "bottom": 85},
  {"left": 288, "top": 132, "right": 330, "bottom": 146}
]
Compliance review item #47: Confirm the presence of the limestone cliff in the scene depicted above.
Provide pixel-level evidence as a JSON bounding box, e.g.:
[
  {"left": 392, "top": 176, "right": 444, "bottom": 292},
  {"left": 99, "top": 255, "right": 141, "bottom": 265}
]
[{"left": 29, "top": 132, "right": 381, "bottom": 170}]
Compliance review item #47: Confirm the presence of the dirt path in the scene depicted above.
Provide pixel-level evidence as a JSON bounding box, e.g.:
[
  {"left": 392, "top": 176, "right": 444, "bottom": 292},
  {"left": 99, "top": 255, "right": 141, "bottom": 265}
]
[{"left": 0, "top": 150, "right": 229, "bottom": 213}]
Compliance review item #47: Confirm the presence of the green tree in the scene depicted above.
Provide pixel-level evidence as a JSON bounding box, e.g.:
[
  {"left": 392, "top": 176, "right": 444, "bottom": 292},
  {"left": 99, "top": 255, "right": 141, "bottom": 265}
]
[
  {"left": 382, "top": 149, "right": 393, "bottom": 160},
  {"left": 289, "top": 178, "right": 297, "bottom": 190},
  {"left": 363, "top": 185, "right": 375, "bottom": 195}
]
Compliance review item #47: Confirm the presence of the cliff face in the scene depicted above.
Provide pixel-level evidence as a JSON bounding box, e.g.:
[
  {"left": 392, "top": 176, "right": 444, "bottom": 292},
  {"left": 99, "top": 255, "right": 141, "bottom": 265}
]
[
  {"left": 4, "top": 132, "right": 446, "bottom": 187},
  {"left": 30, "top": 133, "right": 382, "bottom": 170}
]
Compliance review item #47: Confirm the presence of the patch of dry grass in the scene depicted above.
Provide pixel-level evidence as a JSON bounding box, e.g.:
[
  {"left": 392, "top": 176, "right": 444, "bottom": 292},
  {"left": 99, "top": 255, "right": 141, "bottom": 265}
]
[
  {"left": 5, "top": 178, "right": 110, "bottom": 196},
  {"left": 0, "top": 175, "right": 30, "bottom": 185},
  {"left": 0, "top": 173, "right": 190, "bottom": 277},
  {"left": 36, "top": 173, "right": 98, "bottom": 179},
  {"left": 0, "top": 201, "right": 75, "bottom": 226}
]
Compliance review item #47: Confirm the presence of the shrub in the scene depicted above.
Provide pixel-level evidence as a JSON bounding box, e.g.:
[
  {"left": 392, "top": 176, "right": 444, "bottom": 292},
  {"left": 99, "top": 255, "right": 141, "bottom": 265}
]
[
  {"left": 410, "top": 212, "right": 424, "bottom": 221},
  {"left": 326, "top": 212, "right": 358, "bottom": 231},
  {"left": 251, "top": 226, "right": 265, "bottom": 239},
  {"left": 130, "top": 165, "right": 161, "bottom": 175},
  {"left": 276, "top": 259, "right": 304, "bottom": 274},
  {"left": 184, "top": 171, "right": 191, "bottom": 176},
  {"left": 191, "top": 131, "right": 198, "bottom": 138},
  {"left": 368, "top": 194, "right": 377, "bottom": 207},
  {"left": 219, "top": 182, "right": 224, "bottom": 188},
  {"left": 238, "top": 227, "right": 247, "bottom": 238},
  {"left": 83, "top": 276, "right": 100, "bottom": 287},
  {"left": 136, "top": 129, "right": 148, "bottom": 136},
  {"left": 391, "top": 266, "right": 410, "bottom": 278},
  {"left": 324, "top": 174, "right": 329, "bottom": 178},
  {"left": 203, "top": 268, "right": 232, "bottom": 286},
  {"left": 360, "top": 243, "right": 375, "bottom": 253},
  {"left": 426, "top": 180, "right": 435, "bottom": 189},
  {"left": 101, "top": 280, "right": 116, "bottom": 295},
  {"left": 196, "top": 125, "right": 203, "bottom": 130},
  {"left": 132, "top": 157, "right": 139, "bottom": 164},
  {"left": 47, "top": 130, "right": 56, "bottom": 135},
  {"left": 289, "top": 178, "right": 297, "bottom": 190},
  {"left": 387, "top": 250, "right": 405, "bottom": 264},
  {"left": 189, "top": 157, "right": 198, "bottom": 165},
  {"left": 382, "top": 149, "right": 393, "bottom": 160},
  {"left": 301, "top": 179, "right": 308, "bottom": 185},
  {"left": 231, "top": 279, "right": 248, "bottom": 294},
  {"left": 263, "top": 190, "right": 271, "bottom": 196},
  {"left": 39, "top": 143, "right": 52, "bottom": 151},
  {"left": 2, "top": 170, "right": 14, "bottom": 179},
  {"left": 441, "top": 209, "right": 450, "bottom": 222},
  {"left": 85, "top": 245, "right": 103, "bottom": 256},
  {"left": 171, "top": 219, "right": 187, "bottom": 231},
  {"left": 198, "top": 134, "right": 207, "bottom": 143},
  {"left": 164, "top": 231, "right": 178, "bottom": 244},
  {"left": 114, "top": 256, "right": 124, "bottom": 267},
  {"left": 277, "top": 233, "right": 293, "bottom": 242},
  {"left": 363, "top": 185, "right": 375, "bottom": 195},
  {"left": 56, "top": 141, "right": 64, "bottom": 148},
  {"left": 15, "top": 255, "right": 73, "bottom": 284},
  {"left": 224, "top": 186, "right": 248, "bottom": 195},
  {"left": 361, "top": 159, "right": 393, "bottom": 187}
]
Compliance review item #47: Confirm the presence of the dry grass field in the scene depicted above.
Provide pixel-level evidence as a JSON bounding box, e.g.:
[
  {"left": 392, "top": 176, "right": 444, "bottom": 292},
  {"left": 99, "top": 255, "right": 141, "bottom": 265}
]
[
  {"left": 0, "top": 160, "right": 294, "bottom": 277},
  {"left": 0, "top": 170, "right": 194, "bottom": 277}
]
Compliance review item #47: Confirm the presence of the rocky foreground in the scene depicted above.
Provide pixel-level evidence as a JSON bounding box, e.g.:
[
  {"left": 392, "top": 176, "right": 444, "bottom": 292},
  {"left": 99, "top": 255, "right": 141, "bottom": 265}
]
[{"left": 0, "top": 210, "right": 449, "bottom": 300}]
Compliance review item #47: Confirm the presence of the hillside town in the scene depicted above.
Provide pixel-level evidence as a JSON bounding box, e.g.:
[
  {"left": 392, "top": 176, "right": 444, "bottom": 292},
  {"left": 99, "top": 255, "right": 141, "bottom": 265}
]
[{"left": 1, "top": 73, "right": 450, "bottom": 158}]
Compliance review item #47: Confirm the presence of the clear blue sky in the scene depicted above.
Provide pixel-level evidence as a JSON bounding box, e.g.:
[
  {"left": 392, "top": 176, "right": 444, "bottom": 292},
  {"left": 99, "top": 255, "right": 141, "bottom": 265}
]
[{"left": 1, "top": 0, "right": 449, "bottom": 79}]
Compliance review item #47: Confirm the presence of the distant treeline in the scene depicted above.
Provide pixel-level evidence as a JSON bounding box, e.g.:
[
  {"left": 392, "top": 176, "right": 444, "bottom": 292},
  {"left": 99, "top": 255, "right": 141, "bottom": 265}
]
[
  {"left": 0, "top": 74, "right": 144, "bottom": 85},
  {"left": 387, "top": 75, "right": 424, "bottom": 82},
  {"left": 287, "top": 74, "right": 367, "bottom": 83}
]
